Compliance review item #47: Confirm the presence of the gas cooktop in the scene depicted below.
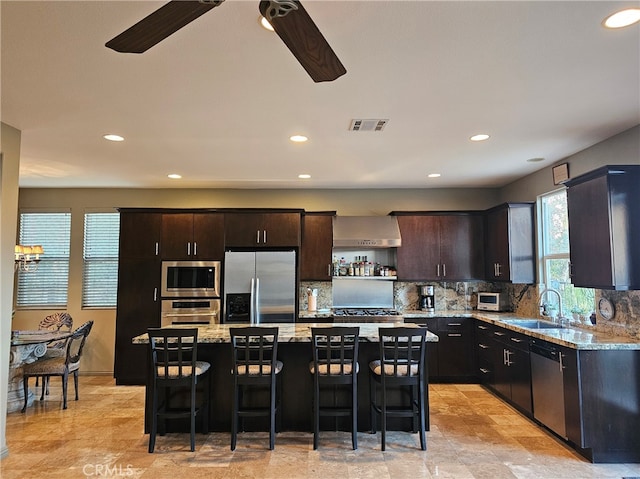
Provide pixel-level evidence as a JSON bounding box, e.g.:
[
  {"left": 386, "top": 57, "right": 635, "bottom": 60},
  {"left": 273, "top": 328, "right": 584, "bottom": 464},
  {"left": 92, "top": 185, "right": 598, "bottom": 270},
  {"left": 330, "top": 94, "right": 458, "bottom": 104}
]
[{"left": 333, "top": 308, "right": 402, "bottom": 321}]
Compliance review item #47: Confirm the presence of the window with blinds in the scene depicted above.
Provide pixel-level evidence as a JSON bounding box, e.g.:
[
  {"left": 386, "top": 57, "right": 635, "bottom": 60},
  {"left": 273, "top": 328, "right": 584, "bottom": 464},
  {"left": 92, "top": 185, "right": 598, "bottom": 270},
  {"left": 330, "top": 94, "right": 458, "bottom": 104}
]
[
  {"left": 16, "top": 212, "right": 71, "bottom": 308},
  {"left": 83, "top": 212, "right": 120, "bottom": 308}
]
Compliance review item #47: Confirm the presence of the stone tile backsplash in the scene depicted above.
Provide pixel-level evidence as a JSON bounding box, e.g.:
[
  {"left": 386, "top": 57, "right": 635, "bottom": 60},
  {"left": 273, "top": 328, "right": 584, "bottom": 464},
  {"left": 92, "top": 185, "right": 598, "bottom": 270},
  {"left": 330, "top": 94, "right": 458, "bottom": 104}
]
[{"left": 300, "top": 280, "right": 640, "bottom": 340}]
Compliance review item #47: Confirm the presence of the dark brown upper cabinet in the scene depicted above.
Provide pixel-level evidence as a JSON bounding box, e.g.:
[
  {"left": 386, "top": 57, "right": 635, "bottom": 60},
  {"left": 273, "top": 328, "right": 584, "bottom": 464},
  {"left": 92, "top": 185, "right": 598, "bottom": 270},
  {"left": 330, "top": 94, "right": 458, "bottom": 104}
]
[
  {"left": 393, "top": 212, "right": 484, "bottom": 281},
  {"left": 161, "top": 212, "right": 224, "bottom": 260},
  {"left": 566, "top": 165, "right": 640, "bottom": 290},
  {"left": 484, "top": 203, "right": 535, "bottom": 284},
  {"left": 118, "top": 211, "right": 162, "bottom": 259},
  {"left": 224, "top": 211, "right": 302, "bottom": 248},
  {"left": 300, "top": 212, "right": 334, "bottom": 281}
]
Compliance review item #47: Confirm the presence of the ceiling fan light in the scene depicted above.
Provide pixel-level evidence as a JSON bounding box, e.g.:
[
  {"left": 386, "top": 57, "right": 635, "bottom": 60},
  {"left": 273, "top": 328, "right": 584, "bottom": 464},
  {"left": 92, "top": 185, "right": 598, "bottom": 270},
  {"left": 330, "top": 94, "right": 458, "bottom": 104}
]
[
  {"left": 290, "top": 135, "right": 308, "bottom": 143},
  {"left": 298, "top": 174, "right": 311, "bottom": 179},
  {"left": 167, "top": 174, "right": 182, "bottom": 179},
  {"left": 427, "top": 173, "right": 441, "bottom": 178},
  {"left": 259, "top": 16, "right": 274, "bottom": 31},
  {"left": 603, "top": 9, "right": 640, "bottom": 28}
]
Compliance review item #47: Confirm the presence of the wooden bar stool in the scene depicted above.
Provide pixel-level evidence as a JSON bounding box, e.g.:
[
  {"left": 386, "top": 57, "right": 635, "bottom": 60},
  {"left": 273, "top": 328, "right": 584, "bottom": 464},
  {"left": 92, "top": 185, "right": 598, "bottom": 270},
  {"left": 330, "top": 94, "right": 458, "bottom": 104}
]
[
  {"left": 230, "top": 327, "right": 282, "bottom": 450},
  {"left": 147, "top": 328, "right": 210, "bottom": 453},
  {"left": 369, "top": 327, "right": 428, "bottom": 451},
  {"left": 309, "top": 326, "right": 360, "bottom": 450}
]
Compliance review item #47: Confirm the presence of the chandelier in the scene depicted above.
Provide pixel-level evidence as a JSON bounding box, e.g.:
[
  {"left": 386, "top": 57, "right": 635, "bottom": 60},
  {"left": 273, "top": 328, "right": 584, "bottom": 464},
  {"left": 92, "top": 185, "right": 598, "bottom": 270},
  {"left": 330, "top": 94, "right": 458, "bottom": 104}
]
[{"left": 15, "top": 245, "right": 44, "bottom": 272}]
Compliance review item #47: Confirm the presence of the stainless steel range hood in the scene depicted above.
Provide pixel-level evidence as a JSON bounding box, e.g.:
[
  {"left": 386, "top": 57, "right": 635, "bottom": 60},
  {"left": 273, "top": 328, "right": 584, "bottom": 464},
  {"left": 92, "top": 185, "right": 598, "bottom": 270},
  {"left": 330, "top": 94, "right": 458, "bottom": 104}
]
[{"left": 332, "top": 216, "right": 402, "bottom": 248}]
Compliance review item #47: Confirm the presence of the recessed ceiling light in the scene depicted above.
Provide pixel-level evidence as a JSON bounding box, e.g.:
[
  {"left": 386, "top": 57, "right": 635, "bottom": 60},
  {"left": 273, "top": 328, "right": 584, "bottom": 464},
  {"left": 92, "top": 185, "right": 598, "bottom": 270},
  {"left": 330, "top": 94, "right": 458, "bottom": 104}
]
[
  {"left": 290, "top": 135, "right": 308, "bottom": 143},
  {"left": 603, "top": 8, "right": 640, "bottom": 28},
  {"left": 298, "top": 174, "right": 311, "bottom": 179},
  {"left": 470, "top": 134, "right": 490, "bottom": 142},
  {"left": 103, "top": 134, "right": 124, "bottom": 142},
  {"left": 259, "top": 15, "right": 274, "bottom": 31},
  {"left": 167, "top": 174, "right": 182, "bottom": 179},
  {"left": 527, "top": 157, "right": 545, "bottom": 163},
  {"left": 427, "top": 173, "right": 441, "bottom": 178}
]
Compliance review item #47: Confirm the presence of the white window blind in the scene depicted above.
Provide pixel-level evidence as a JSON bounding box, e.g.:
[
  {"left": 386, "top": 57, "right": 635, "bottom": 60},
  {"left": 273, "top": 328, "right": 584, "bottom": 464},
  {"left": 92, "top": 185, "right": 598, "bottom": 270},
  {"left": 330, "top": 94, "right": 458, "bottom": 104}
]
[
  {"left": 16, "top": 212, "right": 71, "bottom": 308},
  {"left": 83, "top": 212, "right": 120, "bottom": 308}
]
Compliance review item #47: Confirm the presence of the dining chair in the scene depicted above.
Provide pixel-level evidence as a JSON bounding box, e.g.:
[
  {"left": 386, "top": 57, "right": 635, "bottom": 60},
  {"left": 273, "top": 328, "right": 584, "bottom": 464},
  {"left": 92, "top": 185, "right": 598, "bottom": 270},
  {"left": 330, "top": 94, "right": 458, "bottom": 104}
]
[
  {"left": 230, "top": 326, "right": 282, "bottom": 450},
  {"left": 36, "top": 312, "right": 74, "bottom": 391},
  {"left": 147, "top": 327, "right": 210, "bottom": 453},
  {"left": 21, "top": 320, "right": 93, "bottom": 413},
  {"left": 309, "top": 326, "right": 360, "bottom": 450},
  {"left": 369, "top": 326, "right": 428, "bottom": 451}
]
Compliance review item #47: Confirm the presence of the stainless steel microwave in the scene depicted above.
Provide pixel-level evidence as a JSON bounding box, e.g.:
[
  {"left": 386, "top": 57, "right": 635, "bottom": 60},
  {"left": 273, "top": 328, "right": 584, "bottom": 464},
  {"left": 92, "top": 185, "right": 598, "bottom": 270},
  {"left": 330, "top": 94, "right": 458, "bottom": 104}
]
[
  {"left": 161, "top": 260, "right": 221, "bottom": 298},
  {"left": 477, "top": 292, "right": 509, "bottom": 312}
]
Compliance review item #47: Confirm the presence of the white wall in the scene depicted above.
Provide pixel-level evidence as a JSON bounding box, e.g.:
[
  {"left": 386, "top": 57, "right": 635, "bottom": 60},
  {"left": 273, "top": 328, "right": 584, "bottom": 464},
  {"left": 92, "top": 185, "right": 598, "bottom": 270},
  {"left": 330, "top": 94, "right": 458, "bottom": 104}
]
[{"left": 1, "top": 123, "right": 22, "bottom": 458}]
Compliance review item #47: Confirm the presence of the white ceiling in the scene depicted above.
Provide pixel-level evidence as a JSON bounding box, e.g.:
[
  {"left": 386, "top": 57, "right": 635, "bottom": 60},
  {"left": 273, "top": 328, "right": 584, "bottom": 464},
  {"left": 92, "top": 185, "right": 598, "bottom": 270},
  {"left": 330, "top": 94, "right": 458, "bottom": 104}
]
[{"left": 2, "top": 1, "right": 639, "bottom": 189}]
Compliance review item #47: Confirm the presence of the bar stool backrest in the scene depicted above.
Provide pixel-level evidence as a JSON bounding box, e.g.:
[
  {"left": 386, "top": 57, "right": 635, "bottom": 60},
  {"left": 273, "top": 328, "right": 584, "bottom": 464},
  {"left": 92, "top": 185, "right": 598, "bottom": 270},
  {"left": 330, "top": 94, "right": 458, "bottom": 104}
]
[
  {"left": 148, "top": 328, "right": 200, "bottom": 387},
  {"left": 377, "top": 327, "right": 427, "bottom": 380},
  {"left": 311, "top": 327, "right": 359, "bottom": 377},
  {"left": 230, "top": 327, "right": 279, "bottom": 379}
]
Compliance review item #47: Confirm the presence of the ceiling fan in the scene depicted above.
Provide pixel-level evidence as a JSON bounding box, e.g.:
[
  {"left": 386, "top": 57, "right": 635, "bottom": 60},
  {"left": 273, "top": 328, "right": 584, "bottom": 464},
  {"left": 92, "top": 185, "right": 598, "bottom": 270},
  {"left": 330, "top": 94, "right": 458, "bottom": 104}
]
[{"left": 105, "top": 0, "right": 347, "bottom": 83}]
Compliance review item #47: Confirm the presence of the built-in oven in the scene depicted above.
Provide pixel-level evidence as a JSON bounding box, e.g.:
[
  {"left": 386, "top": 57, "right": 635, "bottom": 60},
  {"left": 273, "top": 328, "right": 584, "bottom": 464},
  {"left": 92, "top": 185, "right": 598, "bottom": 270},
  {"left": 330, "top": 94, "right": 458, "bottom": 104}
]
[
  {"left": 161, "top": 260, "right": 221, "bottom": 298},
  {"left": 161, "top": 298, "right": 221, "bottom": 327}
]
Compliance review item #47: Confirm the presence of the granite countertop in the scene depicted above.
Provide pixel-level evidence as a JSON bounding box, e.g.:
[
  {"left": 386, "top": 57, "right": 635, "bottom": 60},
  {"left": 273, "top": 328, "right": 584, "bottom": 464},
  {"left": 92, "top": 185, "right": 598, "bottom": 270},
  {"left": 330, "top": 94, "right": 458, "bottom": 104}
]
[
  {"left": 132, "top": 322, "right": 439, "bottom": 345},
  {"left": 401, "top": 309, "right": 640, "bottom": 351}
]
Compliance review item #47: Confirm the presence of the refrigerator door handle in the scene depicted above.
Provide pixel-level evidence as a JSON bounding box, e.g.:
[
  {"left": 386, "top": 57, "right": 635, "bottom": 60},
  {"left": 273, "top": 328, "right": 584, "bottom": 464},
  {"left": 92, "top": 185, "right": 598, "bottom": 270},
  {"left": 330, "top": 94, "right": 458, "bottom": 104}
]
[
  {"left": 250, "top": 277, "right": 256, "bottom": 324},
  {"left": 255, "top": 277, "right": 261, "bottom": 324}
]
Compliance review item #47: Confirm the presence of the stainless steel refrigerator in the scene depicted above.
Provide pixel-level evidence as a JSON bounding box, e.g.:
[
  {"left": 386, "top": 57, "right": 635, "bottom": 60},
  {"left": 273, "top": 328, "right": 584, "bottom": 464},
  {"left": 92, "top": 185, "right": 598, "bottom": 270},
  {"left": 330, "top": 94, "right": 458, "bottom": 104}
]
[{"left": 223, "top": 250, "right": 297, "bottom": 323}]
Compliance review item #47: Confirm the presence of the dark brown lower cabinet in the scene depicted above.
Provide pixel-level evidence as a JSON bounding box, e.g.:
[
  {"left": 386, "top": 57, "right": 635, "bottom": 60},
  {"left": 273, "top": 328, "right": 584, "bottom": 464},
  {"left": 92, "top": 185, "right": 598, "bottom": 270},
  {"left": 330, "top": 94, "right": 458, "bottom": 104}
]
[
  {"left": 561, "top": 346, "right": 640, "bottom": 463},
  {"left": 411, "top": 317, "right": 476, "bottom": 382},
  {"left": 475, "top": 322, "right": 532, "bottom": 416}
]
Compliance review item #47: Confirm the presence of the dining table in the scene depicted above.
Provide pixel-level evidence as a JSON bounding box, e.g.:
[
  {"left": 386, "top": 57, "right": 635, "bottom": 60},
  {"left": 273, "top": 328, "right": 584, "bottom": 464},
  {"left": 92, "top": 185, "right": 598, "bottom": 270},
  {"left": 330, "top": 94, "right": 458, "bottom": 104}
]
[{"left": 8, "top": 330, "right": 73, "bottom": 413}]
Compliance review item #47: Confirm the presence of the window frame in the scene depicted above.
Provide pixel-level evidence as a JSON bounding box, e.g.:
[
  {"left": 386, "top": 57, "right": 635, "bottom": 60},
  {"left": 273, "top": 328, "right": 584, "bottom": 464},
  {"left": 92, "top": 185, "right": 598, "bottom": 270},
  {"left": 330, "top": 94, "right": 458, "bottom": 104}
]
[
  {"left": 82, "top": 210, "right": 120, "bottom": 309},
  {"left": 15, "top": 210, "right": 72, "bottom": 310}
]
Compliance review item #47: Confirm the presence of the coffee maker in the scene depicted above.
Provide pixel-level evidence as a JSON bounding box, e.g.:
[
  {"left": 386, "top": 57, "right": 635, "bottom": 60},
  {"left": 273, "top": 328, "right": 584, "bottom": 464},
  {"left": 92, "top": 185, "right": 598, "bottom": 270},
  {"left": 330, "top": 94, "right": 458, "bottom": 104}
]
[{"left": 419, "top": 285, "right": 435, "bottom": 312}]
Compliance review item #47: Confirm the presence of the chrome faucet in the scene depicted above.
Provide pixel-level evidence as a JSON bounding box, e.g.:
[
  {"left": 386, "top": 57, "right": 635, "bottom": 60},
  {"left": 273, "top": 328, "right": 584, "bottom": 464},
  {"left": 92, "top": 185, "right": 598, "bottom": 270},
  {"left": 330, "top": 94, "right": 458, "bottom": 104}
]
[{"left": 539, "top": 287, "right": 568, "bottom": 324}]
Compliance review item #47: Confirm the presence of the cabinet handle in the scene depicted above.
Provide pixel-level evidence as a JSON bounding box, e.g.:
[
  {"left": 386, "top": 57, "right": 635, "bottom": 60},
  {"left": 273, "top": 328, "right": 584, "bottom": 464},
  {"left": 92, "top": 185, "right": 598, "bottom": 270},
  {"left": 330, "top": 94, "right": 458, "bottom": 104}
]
[
  {"left": 187, "top": 242, "right": 191, "bottom": 256},
  {"left": 448, "top": 322, "right": 462, "bottom": 326},
  {"left": 153, "top": 287, "right": 158, "bottom": 302},
  {"left": 479, "top": 343, "right": 489, "bottom": 349},
  {"left": 155, "top": 242, "right": 159, "bottom": 256},
  {"left": 448, "top": 333, "right": 462, "bottom": 337},
  {"left": 510, "top": 337, "right": 523, "bottom": 343},
  {"left": 504, "top": 349, "right": 513, "bottom": 366},
  {"left": 436, "top": 264, "right": 440, "bottom": 277},
  {"left": 442, "top": 263, "right": 446, "bottom": 277},
  {"left": 193, "top": 242, "right": 197, "bottom": 256},
  {"left": 256, "top": 230, "right": 261, "bottom": 244},
  {"left": 478, "top": 325, "right": 488, "bottom": 330},
  {"left": 494, "top": 331, "right": 505, "bottom": 337},
  {"left": 263, "top": 230, "right": 267, "bottom": 244},
  {"left": 559, "top": 352, "right": 564, "bottom": 372},
  {"left": 479, "top": 368, "right": 490, "bottom": 374},
  {"left": 496, "top": 263, "right": 502, "bottom": 277}
]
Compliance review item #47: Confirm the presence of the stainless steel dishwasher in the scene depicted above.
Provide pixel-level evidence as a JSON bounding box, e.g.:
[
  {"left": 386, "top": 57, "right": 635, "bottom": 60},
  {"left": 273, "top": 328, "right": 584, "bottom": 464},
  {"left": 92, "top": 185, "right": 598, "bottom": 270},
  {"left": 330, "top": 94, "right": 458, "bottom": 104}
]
[{"left": 530, "top": 339, "right": 567, "bottom": 439}]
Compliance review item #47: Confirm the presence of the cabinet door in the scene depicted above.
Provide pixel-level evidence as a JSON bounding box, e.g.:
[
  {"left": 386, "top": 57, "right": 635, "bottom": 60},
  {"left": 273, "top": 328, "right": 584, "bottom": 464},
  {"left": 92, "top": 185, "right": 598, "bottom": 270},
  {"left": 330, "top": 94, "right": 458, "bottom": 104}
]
[
  {"left": 224, "top": 212, "right": 301, "bottom": 248},
  {"left": 561, "top": 347, "right": 584, "bottom": 446},
  {"left": 114, "top": 258, "right": 160, "bottom": 385},
  {"left": 509, "top": 346, "right": 532, "bottom": 414},
  {"left": 396, "top": 215, "right": 440, "bottom": 280},
  {"left": 300, "top": 214, "right": 333, "bottom": 280},
  {"left": 161, "top": 213, "right": 194, "bottom": 259},
  {"left": 485, "top": 207, "right": 510, "bottom": 281},
  {"left": 224, "top": 213, "right": 262, "bottom": 247},
  {"left": 439, "top": 215, "right": 484, "bottom": 280},
  {"left": 192, "top": 213, "right": 224, "bottom": 259},
  {"left": 119, "top": 212, "right": 161, "bottom": 259},
  {"left": 261, "top": 212, "right": 301, "bottom": 247},
  {"left": 491, "top": 330, "right": 511, "bottom": 399}
]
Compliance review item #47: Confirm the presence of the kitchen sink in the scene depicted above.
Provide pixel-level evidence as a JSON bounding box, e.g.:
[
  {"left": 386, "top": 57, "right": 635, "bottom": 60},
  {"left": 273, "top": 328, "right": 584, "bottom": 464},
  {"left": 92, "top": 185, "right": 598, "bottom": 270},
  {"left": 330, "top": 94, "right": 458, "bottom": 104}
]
[{"left": 502, "top": 319, "right": 565, "bottom": 329}]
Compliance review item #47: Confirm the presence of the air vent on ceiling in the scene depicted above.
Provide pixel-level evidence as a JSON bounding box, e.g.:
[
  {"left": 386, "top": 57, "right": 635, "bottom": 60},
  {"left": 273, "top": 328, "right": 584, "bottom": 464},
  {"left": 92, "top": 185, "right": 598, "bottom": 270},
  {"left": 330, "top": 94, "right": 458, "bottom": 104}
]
[{"left": 349, "top": 119, "right": 388, "bottom": 132}]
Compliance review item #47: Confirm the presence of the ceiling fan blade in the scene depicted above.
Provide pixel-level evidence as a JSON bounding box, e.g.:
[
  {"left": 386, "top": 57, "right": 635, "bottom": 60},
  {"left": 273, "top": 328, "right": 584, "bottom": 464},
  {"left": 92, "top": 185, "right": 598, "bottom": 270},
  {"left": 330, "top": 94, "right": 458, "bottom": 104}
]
[
  {"left": 106, "top": 0, "right": 223, "bottom": 53},
  {"left": 259, "top": 1, "right": 346, "bottom": 83}
]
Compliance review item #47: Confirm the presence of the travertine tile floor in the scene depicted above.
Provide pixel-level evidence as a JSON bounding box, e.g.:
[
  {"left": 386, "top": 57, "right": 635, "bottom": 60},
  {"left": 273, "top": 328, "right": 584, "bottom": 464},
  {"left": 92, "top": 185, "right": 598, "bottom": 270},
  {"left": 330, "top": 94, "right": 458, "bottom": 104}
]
[{"left": 2, "top": 376, "right": 640, "bottom": 479}]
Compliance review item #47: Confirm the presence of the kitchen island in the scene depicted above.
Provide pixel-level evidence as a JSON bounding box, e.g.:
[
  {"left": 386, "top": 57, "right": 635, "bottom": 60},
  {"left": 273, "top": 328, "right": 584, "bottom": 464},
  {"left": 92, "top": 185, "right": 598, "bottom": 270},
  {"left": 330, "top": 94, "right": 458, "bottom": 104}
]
[{"left": 133, "top": 322, "right": 439, "bottom": 434}]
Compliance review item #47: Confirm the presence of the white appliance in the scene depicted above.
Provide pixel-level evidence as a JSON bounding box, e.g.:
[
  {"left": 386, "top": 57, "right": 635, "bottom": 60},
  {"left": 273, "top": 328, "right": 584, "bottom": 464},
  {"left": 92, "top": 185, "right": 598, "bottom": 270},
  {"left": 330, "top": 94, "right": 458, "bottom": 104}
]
[
  {"left": 477, "top": 292, "right": 509, "bottom": 312},
  {"left": 223, "top": 250, "right": 297, "bottom": 323}
]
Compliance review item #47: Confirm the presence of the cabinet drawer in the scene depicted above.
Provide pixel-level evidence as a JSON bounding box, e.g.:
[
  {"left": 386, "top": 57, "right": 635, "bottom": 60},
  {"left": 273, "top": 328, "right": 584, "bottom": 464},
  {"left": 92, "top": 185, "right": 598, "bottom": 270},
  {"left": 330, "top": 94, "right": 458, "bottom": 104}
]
[{"left": 438, "top": 317, "right": 472, "bottom": 332}]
